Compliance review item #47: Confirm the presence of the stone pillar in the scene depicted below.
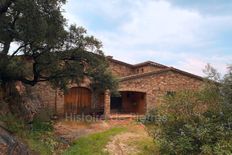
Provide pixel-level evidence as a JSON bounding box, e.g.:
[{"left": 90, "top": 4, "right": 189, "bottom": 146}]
[{"left": 104, "top": 90, "right": 110, "bottom": 118}]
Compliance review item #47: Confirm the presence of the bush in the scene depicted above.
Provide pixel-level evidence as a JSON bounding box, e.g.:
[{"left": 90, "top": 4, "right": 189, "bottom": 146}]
[
  {"left": 31, "top": 118, "right": 53, "bottom": 132},
  {"left": 143, "top": 65, "right": 232, "bottom": 154},
  {"left": 27, "top": 117, "right": 59, "bottom": 154},
  {"left": 0, "top": 113, "right": 25, "bottom": 133},
  {"left": 0, "top": 111, "right": 59, "bottom": 154},
  {"left": 144, "top": 87, "right": 232, "bottom": 155}
]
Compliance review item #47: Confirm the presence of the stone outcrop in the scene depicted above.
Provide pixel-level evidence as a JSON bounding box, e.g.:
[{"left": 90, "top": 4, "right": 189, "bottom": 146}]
[{"left": 0, "top": 125, "right": 29, "bottom": 155}]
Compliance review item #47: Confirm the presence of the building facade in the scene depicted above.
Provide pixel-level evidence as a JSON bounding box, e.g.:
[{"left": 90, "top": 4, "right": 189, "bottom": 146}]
[{"left": 30, "top": 56, "right": 204, "bottom": 117}]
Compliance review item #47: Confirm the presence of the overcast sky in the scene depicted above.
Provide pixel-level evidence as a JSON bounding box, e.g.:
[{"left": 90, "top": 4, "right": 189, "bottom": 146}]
[{"left": 63, "top": 0, "right": 232, "bottom": 76}]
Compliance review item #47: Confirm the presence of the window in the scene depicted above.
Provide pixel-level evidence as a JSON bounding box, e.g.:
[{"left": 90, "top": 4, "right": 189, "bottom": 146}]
[
  {"left": 141, "top": 68, "right": 144, "bottom": 73},
  {"left": 166, "top": 91, "right": 176, "bottom": 97}
]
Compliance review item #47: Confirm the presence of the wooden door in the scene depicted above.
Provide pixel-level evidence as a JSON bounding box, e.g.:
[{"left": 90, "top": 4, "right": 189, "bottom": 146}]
[{"left": 64, "top": 87, "right": 92, "bottom": 114}]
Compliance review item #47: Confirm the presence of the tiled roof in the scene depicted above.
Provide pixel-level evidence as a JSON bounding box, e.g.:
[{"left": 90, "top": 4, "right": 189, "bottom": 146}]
[
  {"left": 120, "top": 67, "right": 204, "bottom": 81},
  {"left": 133, "top": 61, "right": 168, "bottom": 68},
  {"left": 107, "top": 57, "right": 206, "bottom": 81},
  {"left": 107, "top": 57, "right": 168, "bottom": 69},
  {"left": 107, "top": 57, "right": 133, "bottom": 67}
]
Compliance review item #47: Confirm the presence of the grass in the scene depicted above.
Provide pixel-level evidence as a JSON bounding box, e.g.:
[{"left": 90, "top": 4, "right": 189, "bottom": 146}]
[
  {"left": 63, "top": 127, "right": 126, "bottom": 155},
  {"left": 24, "top": 131, "right": 59, "bottom": 155},
  {"left": 25, "top": 134, "right": 52, "bottom": 155},
  {"left": 1, "top": 113, "right": 158, "bottom": 155},
  {"left": 0, "top": 113, "right": 60, "bottom": 155},
  {"left": 128, "top": 137, "right": 159, "bottom": 155}
]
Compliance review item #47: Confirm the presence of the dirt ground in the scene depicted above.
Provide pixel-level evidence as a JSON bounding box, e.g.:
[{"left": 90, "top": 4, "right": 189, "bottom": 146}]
[
  {"left": 54, "top": 119, "right": 154, "bottom": 155},
  {"left": 105, "top": 132, "right": 143, "bottom": 155},
  {"left": 54, "top": 120, "right": 110, "bottom": 142},
  {"left": 105, "top": 121, "right": 152, "bottom": 155}
]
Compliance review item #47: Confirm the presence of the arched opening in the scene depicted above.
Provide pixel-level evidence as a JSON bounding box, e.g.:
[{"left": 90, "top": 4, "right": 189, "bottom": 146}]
[{"left": 64, "top": 87, "right": 92, "bottom": 114}]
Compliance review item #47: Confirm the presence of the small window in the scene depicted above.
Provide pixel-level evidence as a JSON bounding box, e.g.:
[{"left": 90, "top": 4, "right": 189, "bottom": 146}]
[
  {"left": 141, "top": 68, "right": 144, "bottom": 73},
  {"left": 166, "top": 91, "right": 176, "bottom": 97}
]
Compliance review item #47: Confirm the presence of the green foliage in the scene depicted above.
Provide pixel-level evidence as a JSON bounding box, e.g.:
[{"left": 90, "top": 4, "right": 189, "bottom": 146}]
[
  {"left": 26, "top": 130, "right": 60, "bottom": 154},
  {"left": 31, "top": 118, "right": 53, "bottom": 132},
  {"left": 27, "top": 115, "right": 56, "bottom": 153},
  {"left": 128, "top": 137, "right": 159, "bottom": 155},
  {"left": 144, "top": 65, "right": 232, "bottom": 155},
  {"left": 63, "top": 127, "right": 126, "bottom": 155},
  {"left": 0, "top": 113, "right": 25, "bottom": 133},
  {"left": 145, "top": 90, "right": 232, "bottom": 154},
  {"left": 221, "top": 65, "right": 232, "bottom": 104},
  {"left": 0, "top": 0, "right": 117, "bottom": 93},
  {"left": 26, "top": 120, "right": 59, "bottom": 154},
  {"left": 0, "top": 112, "right": 61, "bottom": 154},
  {"left": 26, "top": 136, "right": 53, "bottom": 155}
]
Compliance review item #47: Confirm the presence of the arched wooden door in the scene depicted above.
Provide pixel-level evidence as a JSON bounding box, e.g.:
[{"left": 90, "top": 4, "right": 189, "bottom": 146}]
[{"left": 64, "top": 87, "right": 92, "bottom": 114}]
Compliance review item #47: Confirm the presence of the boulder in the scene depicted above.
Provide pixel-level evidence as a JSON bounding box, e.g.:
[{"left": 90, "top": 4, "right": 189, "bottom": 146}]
[{"left": 0, "top": 125, "right": 29, "bottom": 155}]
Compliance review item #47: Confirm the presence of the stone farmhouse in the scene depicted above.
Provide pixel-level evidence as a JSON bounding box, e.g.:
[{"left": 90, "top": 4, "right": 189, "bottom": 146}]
[{"left": 31, "top": 56, "right": 204, "bottom": 118}]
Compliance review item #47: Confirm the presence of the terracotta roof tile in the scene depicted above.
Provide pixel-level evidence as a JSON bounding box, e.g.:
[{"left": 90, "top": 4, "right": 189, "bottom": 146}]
[{"left": 120, "top": 67, "right": 204, "bottom": 81}]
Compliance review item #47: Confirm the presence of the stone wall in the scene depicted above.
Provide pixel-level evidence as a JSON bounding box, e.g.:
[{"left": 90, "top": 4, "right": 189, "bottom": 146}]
[
  {"left": 23, "top": 59, "right": 204, "bottom": 116},
  {"left": 108, "top": 60, "right": 134, "bottom": 77},
  {"left": 108, "top": 59, "right": 167, "bottom": 76},
  {"left": 29, "top": 82, "right": 64, "bottom": 115},
  {"left": 134, "top": 65, "right": 165, "bottom": 74},
  {"left": 119, "top": 71, "right": 203, "bottom": 111},
  {"left": 30, "top": 79, "right": 104, "bottom": 116}
]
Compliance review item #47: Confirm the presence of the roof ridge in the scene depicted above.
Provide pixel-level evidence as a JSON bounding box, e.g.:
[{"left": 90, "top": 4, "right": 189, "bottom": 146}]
[
  {"left": 120, "top": 67, "right": 204, "bottom": 82},
  {"left": 107, "top": 57, "right": 204, "bottom": 81},
  {"left": 120, "top": 68, "right": 171, "bottom": 81},
  {"left": 107, "top": 57, "right": 168, "bottom": 68},
  {"left": 107, "top": 57, "right": 134, "bottom": 67},
  {"left": 133, "top": 61, "right": 168, "bottom": 68}
]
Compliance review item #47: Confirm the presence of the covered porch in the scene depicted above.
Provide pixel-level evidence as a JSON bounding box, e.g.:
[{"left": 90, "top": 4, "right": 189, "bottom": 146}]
[
  {"left": 110, "top": 91, "right": 146, "bottom": 115},
  {"left": 62, "top": 87, "right": 146, "bottom": 118}
]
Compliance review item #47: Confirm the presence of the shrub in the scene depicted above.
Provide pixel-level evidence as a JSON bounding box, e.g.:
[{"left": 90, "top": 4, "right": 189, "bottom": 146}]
[
  {"left": 144, "top": 87, "right": 232, "bottom": 155},
  {"left": 31, "top": 118, "right": 53, "bottom": 132},
  {"left": 0, "top": 113, "right": 25, "bottom": 133},
  {"left": 143, "top": 65, "right": 232, "bottom": 154}
]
